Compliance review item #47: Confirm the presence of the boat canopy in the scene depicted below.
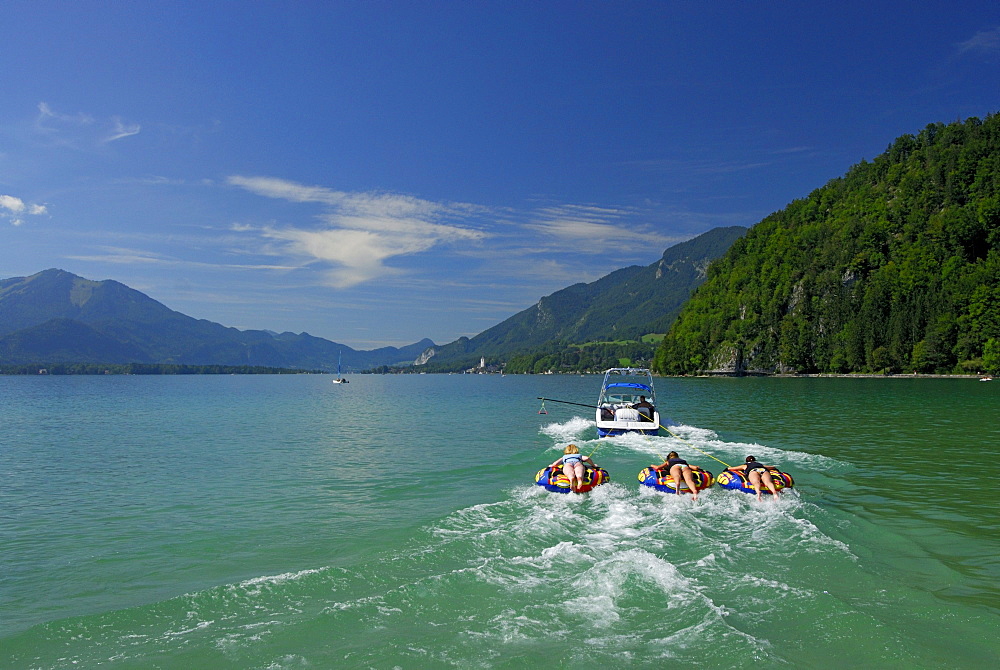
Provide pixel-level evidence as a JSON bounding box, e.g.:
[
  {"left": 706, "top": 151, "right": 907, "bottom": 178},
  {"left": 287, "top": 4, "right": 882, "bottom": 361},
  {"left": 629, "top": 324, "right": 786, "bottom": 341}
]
[{"left": 603, "top": 382, "right": 652, "bottom": 392}]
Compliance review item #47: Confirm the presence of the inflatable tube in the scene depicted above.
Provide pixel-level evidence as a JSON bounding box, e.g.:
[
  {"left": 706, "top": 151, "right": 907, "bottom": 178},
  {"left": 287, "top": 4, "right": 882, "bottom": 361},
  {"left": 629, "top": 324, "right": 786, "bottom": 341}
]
[
  {"left": 535, "top": 465, "right": 610, "bottom": 494},
  {"left": 715, "top": 469, "right": 794, "bottom": 495},
  {"left": 637, "top": 467, "right": 714, "bottom": 494}
]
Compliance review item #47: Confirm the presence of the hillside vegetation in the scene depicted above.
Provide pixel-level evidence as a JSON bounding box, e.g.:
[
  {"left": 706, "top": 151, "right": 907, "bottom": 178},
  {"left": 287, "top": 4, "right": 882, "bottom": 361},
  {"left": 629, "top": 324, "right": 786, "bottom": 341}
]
[
  {"left": 418, "top": 226, "right": 745, "bottom": 372},
  {"left": 654, "top": 115, "right": 1000, "bottom": 375}
]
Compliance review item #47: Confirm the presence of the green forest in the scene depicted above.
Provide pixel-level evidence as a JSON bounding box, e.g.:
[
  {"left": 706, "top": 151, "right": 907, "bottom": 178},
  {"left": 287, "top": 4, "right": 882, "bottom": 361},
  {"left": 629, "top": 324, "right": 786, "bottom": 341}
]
[
  {"left": 504, "top": 339, "right": 658, "bottom": 374},
  {"left": 382, "top": 338, "right": 658, "bottom": 374},
  {"left": 654, "top": 115, "right": 1000, "bottom": 376}
]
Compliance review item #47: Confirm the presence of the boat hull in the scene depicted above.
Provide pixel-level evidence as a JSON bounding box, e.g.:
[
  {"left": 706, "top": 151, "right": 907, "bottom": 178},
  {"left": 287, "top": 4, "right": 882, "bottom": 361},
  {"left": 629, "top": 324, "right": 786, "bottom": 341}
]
[{"left": 595, "top": 422, "right": 660, "bottom": 438}]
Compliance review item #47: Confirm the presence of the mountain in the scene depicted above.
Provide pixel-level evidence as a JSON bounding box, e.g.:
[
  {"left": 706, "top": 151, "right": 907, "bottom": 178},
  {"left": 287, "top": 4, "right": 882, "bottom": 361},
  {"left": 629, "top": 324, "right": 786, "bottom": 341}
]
[
  {"left": 1, "top": 225, "right": 746, "bottom": 371},
  {"left": 0, "top": 269, "right": 433, "bottom": 369},
  {"left": 654, "top": 115, "right": 1000, "bottom": 375},
  {"left": 419, "top": 226, "right": 747, "bottom": 366}
]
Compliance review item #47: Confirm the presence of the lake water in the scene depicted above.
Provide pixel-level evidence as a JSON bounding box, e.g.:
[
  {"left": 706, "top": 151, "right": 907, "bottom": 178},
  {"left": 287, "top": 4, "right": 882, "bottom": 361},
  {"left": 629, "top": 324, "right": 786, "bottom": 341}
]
[{"left": 1, "top": 373, "right": 997, "bottom": 668}]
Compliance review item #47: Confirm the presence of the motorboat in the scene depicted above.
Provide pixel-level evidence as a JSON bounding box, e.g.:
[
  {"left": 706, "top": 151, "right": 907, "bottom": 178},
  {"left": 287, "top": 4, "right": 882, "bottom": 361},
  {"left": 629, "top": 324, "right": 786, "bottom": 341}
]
[{"left": 595, "top": 368, "right": 660, "bottom": 437}]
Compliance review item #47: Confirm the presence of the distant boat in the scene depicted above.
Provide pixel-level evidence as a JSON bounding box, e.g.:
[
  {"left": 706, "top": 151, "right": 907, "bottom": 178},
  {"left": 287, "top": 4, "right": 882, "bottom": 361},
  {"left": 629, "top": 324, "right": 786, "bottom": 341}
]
[
  {"left": 595, "top": 368, "right": 660, "bottom": 438},
  {"left": 333, "top": 351, "right": 349, "bottom": 384},
  {"left": 981, "top": 375, "right": 993, "bottom": 382}
]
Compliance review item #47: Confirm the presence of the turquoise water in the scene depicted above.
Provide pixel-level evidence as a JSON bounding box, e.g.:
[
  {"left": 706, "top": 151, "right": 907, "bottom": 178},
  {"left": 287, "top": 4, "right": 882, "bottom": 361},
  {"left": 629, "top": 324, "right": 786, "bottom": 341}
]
[{"left": 1, "top": 374, "right": 997, "bottom": 668}]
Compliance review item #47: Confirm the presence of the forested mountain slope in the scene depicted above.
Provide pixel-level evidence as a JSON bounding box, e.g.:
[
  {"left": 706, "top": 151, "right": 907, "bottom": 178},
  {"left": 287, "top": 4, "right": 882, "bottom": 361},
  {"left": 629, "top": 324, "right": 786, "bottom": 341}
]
[
  {"left": 420, "top": 226, "right": 746, "bottom": 367},
  {"left": 654, "top": 115, "right": 1000, "bottom": 375}
]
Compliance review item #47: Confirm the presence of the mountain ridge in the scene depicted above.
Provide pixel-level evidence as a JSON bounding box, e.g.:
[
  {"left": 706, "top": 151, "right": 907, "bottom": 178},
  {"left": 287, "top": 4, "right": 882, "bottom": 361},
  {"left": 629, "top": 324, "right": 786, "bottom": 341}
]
[
  {"left": 0, "top": 226, "right": 747, "bottom": 371},
  {"left": 419, "top": 226, "right": 747, "bottom": 367},
  {"left": 0, "top": 269, "right": 432, "bottom": 370}
]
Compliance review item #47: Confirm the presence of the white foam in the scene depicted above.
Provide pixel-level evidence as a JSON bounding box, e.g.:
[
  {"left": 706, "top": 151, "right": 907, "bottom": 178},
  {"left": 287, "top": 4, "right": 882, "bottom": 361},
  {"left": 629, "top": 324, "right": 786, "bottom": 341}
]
[
  {"left": 561, "top": 547, "right": 694, "bottom": 628},
  {"left": 238, "top": 569, "right": 321, "bottom": 589},
  {"left": 539, "top": 416, "right": 594, "bottom": 442}
]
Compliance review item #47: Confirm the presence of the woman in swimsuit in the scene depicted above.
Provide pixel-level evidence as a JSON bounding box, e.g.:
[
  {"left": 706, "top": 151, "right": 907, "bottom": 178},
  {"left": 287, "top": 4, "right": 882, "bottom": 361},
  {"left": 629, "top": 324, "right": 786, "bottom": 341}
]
[
  {"left": 726, "top": 455, "right": 780, "bottom": 501},
  {"left": 651, "top": 451, "right": 702, "bottom": 500},
  {"left": 549, "top": 444, "right": 595, "bottom": 493}
]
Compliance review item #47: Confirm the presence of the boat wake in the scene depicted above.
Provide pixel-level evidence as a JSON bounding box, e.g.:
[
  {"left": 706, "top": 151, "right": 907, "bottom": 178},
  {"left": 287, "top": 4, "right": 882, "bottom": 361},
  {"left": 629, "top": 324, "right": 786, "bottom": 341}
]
[
  {"left": 0, "top": 416, "right": 949, "bottom": 670},
  {"left": 539, "top": 416, "right": 594, "bottom": 442},
  {"left": 542, "top": 415, "right": 846, "bottom": 474}
]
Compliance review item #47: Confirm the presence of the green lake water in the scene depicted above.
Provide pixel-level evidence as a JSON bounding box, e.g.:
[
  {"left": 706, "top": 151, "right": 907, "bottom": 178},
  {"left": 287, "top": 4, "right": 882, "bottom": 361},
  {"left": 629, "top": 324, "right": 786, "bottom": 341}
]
[{"left": 1, "top": 374, "right": 997, "bottom": 668}]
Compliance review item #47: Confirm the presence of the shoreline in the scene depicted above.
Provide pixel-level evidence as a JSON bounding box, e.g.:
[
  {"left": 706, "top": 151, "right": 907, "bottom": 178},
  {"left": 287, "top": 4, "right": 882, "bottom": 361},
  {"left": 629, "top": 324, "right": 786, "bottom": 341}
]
[{"left": 691, "top": 372, "right": 992, "bottom": 379}]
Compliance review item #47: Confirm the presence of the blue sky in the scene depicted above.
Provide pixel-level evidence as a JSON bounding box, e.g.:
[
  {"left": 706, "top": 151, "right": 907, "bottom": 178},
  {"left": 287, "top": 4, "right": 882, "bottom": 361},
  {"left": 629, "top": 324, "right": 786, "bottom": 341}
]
[{"left": 3, "top": 1, "right": 999, "bottom": 349}]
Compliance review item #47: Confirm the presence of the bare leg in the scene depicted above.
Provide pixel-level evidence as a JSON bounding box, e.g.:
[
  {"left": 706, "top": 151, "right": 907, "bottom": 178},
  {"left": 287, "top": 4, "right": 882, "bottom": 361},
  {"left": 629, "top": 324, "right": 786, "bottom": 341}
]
[
  {"left": 669, "top": 465, "right": 684, "bottom": 495},
  {"left": 562, "top": 464, "right": 578, "bottom": 491},
  {"left": 761, "top": 471, "right": 780, "bottom": 498},
  {"left": 749, "top": 470, "right": 763, "bottom": 501},
  {"left": 572, "top": 463, "right": 586, "bottom": 491},
  {"left": 668, "top": 465, "right": 699, "bottom": 500},
  {"left": 681, "top": 466, "right": 699, "bottom": 501}
]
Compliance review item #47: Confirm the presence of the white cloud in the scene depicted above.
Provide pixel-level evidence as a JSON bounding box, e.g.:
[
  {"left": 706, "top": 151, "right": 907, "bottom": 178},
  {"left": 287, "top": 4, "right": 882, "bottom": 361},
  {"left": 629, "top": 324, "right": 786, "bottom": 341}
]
[
  {"left": 228, "top": 176, "right": 487, "bottom": 288},
  {"left": 1, "top": 194, "right": 47, "bottom": 226},
  {"left": 0, "top": 195, "right": 26, "bottom": 213}
]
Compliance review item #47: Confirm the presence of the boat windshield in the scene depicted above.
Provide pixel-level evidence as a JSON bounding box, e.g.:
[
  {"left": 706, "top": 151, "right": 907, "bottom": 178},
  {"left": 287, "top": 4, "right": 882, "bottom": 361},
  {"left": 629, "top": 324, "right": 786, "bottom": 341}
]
[{"left": 597, "top": 368, "right": 656, "bottom": 405}]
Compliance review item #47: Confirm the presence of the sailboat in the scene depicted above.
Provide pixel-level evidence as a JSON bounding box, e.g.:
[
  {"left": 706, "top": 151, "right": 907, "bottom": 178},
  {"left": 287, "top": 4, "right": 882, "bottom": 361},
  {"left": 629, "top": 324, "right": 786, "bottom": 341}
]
[{"left": 332, "top": 351, "right": 349, "bottom": 384}]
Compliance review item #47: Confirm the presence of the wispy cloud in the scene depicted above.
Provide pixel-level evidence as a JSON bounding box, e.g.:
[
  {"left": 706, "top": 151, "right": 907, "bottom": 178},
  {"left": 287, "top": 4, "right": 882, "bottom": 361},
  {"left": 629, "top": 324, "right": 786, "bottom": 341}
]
[
  {"left": 65, "top": 245, "right": 298, "bottom": 271},
  {"left": 34, "top": 102, "right": 140, "bottom": 147},
  {"left": 1, "top": 194, "right": 48, "bottom": 226},
  {"left": 956, "top": 26, "right": 1000, "bottom": 58},
  {"left": 621, "top": 156, "right": 772, "bottom": 175},
  {"left": 523, "top": 203, "right": 669, "bottom": 249},
  {"left": 771, "top": 146, "right": 813, "bottom": 155},
  {"left": 64, "top": 247, "right": 172, "bottom": 265},
  {"left": 105, "top": 117, "right": 141, "bottom": 143},
  {"left": 228, "top": 176, "right": 488, "bottom": 288},
  {"left": 35, "top": 102, "right": 94, "bottom": 130},
  {"left": 226, "top": 176, "right": 690, "bottom": 290}
]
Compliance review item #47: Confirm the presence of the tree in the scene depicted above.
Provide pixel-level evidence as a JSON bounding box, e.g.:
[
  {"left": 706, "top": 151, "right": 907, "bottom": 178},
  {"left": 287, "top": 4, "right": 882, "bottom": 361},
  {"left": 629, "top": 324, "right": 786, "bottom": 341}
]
[{"left": 984, "top": 338, "right": 1000, "bottom": 374}]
